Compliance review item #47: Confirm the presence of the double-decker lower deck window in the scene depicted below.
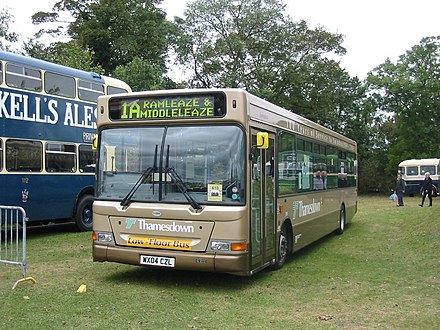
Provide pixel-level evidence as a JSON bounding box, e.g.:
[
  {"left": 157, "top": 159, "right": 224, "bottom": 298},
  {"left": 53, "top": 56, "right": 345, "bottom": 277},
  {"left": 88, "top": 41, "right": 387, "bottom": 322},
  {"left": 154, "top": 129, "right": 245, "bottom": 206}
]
[
  {"left": 79, "top": 144, "right": 96, "bottom": 173},
  {"left": 6, "top": 139, "right": 42, "bottom": 172},
  {"left": 45, "top": 143, "right": 76, "bottom": 173}
]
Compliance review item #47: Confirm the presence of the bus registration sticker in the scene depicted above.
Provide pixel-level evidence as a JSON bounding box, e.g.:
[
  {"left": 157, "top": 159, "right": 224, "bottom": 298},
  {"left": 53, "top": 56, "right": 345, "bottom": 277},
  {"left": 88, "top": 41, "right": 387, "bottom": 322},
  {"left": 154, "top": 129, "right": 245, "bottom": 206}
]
[{"left": 140, "top": 255, "right": 175, "bottom": 268}]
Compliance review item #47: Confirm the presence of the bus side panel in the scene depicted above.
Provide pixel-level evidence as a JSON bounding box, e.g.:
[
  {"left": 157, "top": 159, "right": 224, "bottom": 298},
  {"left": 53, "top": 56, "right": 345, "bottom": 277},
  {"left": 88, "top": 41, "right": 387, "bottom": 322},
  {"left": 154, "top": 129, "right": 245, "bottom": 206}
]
[{"left": 0, "top": 174, "right": 94, "bottom": 222}]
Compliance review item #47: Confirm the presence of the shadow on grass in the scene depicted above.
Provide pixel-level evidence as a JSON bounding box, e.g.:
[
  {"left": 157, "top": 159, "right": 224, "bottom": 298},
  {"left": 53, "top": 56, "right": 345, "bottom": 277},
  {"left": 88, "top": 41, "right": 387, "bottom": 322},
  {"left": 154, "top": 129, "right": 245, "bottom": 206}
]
[{"left": 103, "top": 263, "right": 269, "bottom": 290}]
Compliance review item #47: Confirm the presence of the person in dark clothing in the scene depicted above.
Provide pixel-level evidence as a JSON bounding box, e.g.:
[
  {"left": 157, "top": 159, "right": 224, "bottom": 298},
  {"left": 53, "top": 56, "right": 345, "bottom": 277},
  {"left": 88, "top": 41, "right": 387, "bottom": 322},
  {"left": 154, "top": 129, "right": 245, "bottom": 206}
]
[
  {"left": 395, "top": 173, "right": 406, "bottom": 207},
  {"left": 419, "top": 172, "right": 433, "bottom": 207}
]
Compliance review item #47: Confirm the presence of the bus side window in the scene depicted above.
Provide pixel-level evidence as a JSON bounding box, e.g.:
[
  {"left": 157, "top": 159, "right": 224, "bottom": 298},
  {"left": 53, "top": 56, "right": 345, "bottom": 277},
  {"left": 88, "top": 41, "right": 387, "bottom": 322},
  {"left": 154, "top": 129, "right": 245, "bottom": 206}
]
[
  {"left": 6, "top": 63, "right": 42, "bottom": 92},
  {"left": 79, "top": 144, "right": 96, "bottom": 173},
  {"left": 0, "top": 139, "right": 3, "bottom": 170},
  {"left": 0, "top": 60, "right": 3, "bottom": 84},
  {"left": 45, "top": 72, "right": 76, "bottom": 98},
  {"left": 45, "top": 143, "right": 76, "bottom": 173},
  {"left": 6, "top": 139, "right": 42, "bottom": 172},
  {"left": 78, "top": 79, "right": 104, "bottom": 102},
  {"left": 107, "top": 85, "right": 129, "bottom": 95}
]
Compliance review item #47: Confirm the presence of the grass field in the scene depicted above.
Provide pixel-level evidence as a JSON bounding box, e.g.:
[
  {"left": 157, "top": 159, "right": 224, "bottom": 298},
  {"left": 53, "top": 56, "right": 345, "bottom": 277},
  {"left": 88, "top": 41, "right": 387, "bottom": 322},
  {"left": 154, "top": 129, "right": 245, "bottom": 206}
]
[{"left": 1, "top": 195, "right": 439, "bottom": 329}]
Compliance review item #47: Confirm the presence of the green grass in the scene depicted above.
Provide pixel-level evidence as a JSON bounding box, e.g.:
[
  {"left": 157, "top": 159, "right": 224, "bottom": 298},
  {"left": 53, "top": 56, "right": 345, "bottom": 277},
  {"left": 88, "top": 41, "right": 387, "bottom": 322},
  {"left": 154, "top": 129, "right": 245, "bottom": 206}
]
[{"left": 1, "top": 196, "right": 439, "bottom": 329}]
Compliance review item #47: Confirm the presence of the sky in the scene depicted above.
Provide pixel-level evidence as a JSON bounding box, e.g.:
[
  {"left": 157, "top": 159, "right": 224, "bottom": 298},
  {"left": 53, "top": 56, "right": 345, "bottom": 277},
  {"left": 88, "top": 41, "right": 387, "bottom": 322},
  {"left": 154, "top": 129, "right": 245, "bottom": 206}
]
[{"left": 2, "top": 0, "right": 439, "bottom": 79}]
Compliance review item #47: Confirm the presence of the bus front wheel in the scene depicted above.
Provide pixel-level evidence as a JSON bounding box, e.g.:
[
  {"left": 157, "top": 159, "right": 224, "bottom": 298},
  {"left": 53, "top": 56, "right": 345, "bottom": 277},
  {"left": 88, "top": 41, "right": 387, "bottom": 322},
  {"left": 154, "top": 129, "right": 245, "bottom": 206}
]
[
  {"left": 271, "top": 223, "right": 289, "bottom": 270},
  {"left": 75, "top": 195, "right": 94, "bottom": 231}
]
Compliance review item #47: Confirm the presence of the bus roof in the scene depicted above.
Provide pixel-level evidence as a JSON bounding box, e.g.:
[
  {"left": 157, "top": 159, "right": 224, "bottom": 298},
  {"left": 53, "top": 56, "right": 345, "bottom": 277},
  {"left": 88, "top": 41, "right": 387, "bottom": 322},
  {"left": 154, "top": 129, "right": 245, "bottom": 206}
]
[
  {"left": 100, "top": 88, "right": 357, "bottom": 152},
  {"left": 0, "top": 50, "right": 105, "bottom": 83},
  {"left": 399, "top": 158, "right": 440, "bottom": 167}
]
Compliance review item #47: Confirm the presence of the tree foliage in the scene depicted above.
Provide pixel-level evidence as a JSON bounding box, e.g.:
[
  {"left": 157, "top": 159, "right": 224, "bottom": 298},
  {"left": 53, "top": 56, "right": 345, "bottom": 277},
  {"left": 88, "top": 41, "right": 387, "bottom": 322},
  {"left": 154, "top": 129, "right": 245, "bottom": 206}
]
[
  {"left": 173, "top": 0, "right": 365, "bottom": 132},
  {"left": 367, "top": 36, "right": 440, "bottom": 173},
  {"left": 32, "top": 0, "right": 173, "bottom": 75},
  {"left": 0, "top": 9, "right": 18, "bottom": 50}
]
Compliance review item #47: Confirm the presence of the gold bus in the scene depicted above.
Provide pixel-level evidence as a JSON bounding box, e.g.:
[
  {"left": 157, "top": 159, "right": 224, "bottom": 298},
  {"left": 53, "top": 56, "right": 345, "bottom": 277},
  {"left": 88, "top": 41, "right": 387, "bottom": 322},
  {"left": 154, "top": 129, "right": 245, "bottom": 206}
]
[{"left": 92, "top": 89, "right": 357, "bottom": 276}]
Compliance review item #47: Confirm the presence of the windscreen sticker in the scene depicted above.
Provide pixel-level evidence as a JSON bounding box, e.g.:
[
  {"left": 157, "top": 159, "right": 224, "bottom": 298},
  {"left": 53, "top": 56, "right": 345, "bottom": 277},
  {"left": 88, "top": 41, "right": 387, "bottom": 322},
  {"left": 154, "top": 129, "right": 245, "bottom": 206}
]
[{"left": 207, "top": 184, "right": 222, "bottom": 202}]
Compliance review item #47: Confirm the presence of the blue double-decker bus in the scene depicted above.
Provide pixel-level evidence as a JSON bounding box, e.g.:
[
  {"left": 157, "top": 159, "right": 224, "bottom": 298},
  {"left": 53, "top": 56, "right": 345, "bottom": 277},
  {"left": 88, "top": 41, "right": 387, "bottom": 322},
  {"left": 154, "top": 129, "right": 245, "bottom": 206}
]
[{"left": 0, "top": 50, "right": 131, "bottom": 230}]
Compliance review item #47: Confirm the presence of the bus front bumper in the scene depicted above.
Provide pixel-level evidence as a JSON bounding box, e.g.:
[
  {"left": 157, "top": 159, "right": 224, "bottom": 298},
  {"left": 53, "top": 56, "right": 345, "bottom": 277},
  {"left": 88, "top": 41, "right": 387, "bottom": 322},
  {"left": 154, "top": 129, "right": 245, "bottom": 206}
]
[{"left": 93, "top": 244, "right": 250, "bottom": 276}]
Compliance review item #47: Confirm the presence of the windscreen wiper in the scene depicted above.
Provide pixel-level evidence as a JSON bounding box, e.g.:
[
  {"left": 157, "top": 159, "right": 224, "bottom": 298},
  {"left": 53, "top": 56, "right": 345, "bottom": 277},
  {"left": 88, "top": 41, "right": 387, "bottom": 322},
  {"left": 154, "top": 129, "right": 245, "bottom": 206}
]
[
  {"left": 120, "top": 167, "right": 155, "bottom": 207},
  {"left": 166, "top": 167, "right": 202, "bottom": 211}
]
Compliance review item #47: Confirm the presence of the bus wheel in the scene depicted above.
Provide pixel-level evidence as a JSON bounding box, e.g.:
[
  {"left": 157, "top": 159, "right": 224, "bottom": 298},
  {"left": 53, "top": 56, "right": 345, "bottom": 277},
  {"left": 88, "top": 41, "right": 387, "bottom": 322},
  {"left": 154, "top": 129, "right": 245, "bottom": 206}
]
[
  {"left": 336, "top": 206, "right": 346, "bottom": 235},
  {"left": 75, "top": 195, "right": 94, "bottom": 231},
  {"left": 271, "top": 223, "right": 289, "bottom": 270}
]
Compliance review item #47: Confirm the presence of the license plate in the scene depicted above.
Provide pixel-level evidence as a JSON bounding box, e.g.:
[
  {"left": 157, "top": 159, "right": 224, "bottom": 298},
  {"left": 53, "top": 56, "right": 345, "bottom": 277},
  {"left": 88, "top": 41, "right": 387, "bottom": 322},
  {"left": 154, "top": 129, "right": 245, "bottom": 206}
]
[{"left": 140, "top": 255, "right": 175, "bottom": 268}]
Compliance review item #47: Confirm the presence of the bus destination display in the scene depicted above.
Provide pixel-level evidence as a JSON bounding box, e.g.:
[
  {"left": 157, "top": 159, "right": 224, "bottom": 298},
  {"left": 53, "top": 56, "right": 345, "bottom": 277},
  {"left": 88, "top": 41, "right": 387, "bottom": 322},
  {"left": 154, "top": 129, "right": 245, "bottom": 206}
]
[{"left": 109, "top": 94, "right": 226, "bottom": 120}]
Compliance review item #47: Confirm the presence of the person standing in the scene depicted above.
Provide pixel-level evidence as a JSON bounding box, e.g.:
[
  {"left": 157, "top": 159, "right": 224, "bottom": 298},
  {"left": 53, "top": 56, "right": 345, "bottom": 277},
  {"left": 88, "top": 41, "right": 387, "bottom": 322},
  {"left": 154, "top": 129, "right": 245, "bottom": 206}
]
[
  {"left": 395, "top": 173, "right": 406, "bottom": 207},
  {"left": 419, "top": 172, "right": 433, "bottom": 207}
]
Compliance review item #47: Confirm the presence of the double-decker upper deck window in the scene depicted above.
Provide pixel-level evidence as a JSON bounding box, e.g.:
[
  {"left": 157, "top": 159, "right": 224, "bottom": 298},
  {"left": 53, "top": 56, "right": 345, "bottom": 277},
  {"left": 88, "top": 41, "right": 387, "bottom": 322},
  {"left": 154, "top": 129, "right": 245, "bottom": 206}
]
[
  {"left": 0, "top": 61, "right": 3, "bottom": 84},
  {"left": 45, "top": 72, "right": 76, "bottom": 98},
  {"left": 107, "top": 85, "right": 129, "bottom": 95},
  {"left": 45, "top": 143, "right": 76, "bottom": 173},
  {"left": 6, "top": 139, "right": 42, "bottom": 172},
  {"left": 78, "top": 79, "right": 104, "bottom": 102},
  {"left": 6, "top": 63, "right": 42, "bottom": 92}
]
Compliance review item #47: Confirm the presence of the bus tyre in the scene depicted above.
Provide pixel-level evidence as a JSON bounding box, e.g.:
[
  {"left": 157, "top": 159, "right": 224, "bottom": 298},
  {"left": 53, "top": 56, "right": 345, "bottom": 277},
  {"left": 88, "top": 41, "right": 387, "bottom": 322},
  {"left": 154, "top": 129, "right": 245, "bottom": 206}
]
[
  {"left": 75, "top": 195, "right": 94, "bottom": 231},
  {"left": 271, "top": 224, "right": 289, "bottom": 270},
  {"left": 336, "top": 206, "right": 346, "bottom": 235}
]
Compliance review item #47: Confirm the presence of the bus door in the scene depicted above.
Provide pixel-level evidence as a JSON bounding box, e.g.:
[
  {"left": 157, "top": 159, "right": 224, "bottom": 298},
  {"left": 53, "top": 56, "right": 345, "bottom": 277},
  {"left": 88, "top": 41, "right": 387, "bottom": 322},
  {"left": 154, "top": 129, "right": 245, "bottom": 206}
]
[{"left": 250, "top": 131, "right": 276, "bottom": 272}]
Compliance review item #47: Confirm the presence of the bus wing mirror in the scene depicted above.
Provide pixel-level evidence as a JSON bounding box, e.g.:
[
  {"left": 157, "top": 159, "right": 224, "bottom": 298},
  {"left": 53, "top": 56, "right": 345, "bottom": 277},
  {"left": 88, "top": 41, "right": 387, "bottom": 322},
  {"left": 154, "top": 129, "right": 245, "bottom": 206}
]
[
  {"left": 92, "top": 135, "right": 98, "bottom": 150},
  {"left": 256, "top": 132, "right": 269, "bottom": 149}
]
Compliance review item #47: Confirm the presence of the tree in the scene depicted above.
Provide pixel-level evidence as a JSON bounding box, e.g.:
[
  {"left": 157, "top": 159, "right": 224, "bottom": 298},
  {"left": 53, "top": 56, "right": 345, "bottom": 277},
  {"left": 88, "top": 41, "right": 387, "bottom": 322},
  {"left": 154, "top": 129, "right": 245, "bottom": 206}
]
[
  {"left": 32, "top": 0, "right": 173, "bottom": 75},
  {"left": 367, "top": 36, "right": 440, "bottom": 174},
  {"left": 0, "top": 9, "right": 18, "bottom": 50},
  {"left": 173, "top": 0, "right": 366, "bottom": 131},
  {"left": 24, "top": 39, "right": 104, "bottom": 73}
]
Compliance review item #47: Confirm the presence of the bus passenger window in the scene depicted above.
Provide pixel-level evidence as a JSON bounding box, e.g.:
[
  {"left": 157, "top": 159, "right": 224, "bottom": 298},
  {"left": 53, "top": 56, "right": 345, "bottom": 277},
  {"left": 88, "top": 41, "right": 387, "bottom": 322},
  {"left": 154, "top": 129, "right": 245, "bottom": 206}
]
[
  {"left": 78, "top": 80, "right": 104, "bottom": 102},
  {"left": 107, "top": 85, "right": 129, "bottom": 95},
  {"left": 0, "top": 139, "right": 3, "bottom": 170},
  {"left": 45, "top": 72, "right": 75, "bottom": 98},
  {"left": 0, "top": 61, "right": 3, "bottom": 84},
  {"left": 6, "top": 139, "right": 43, "bottom": 172},
  {"left": 420, "top": 166, "right": 435, "bottom": 176},
  {"left": 79, "top": 144, "right": 96, "bottom": 173},
  {"left": 407, "top": 167, "right": 418, "bottom": 176},
  {"left": 45, "top": 143, "right": 76, "bottom": 173},
  {"left": 6, "top": 63, "right": 42, "bottom": 92}
]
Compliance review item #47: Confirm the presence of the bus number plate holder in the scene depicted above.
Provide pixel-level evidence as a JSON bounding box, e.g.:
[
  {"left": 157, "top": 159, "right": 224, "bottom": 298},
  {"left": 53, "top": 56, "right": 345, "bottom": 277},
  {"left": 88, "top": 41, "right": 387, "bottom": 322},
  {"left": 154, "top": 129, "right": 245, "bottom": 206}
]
[{"left": 140, "top": 255, "right": 175, "bottom": 268}]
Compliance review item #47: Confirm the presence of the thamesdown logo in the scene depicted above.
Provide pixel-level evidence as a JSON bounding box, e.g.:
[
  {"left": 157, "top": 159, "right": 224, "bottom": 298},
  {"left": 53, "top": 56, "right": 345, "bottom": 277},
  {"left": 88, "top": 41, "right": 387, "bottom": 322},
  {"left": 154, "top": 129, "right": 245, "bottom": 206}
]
[
  {"left": 125, "top": 219, "right": 195, "bottom": 233},
  {"left": 292, "top": 199, "right": 322, "bottom": 220}
]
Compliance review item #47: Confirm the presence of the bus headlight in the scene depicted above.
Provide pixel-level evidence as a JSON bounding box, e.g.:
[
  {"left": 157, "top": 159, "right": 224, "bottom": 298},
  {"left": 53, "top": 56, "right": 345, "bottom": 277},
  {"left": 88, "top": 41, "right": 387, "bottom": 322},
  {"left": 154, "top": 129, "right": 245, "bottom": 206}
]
[
  {"left": 210, "top": 241, "right": 230, "bottom": 251},
  {"left": 93, "top": 231, "right": 113, "bottom": 243},
  {"left": 210, "top": 241, "right": 247, "bottom": 252}
]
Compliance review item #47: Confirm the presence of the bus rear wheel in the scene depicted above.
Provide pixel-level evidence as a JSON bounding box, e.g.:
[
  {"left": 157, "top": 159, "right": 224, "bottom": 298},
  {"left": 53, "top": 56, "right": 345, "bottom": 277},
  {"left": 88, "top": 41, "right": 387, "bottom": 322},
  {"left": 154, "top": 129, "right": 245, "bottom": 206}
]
[
  {"left": 75, "top": 195, "right": 94, "bottom": 231},
  {"left": 335, "top": 206, "right": 346, "bottom": 235},
  {"left": 271, "top": 223, "right": 289, "bottom": 270}
]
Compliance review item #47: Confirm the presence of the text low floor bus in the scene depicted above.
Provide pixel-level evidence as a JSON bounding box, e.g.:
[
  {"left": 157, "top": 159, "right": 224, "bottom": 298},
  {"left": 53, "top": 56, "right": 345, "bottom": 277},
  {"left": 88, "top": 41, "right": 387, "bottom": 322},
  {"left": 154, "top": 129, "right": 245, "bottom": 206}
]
[
  {"left": 0, "top": 50, "right": 131, "bottom": 231},
  {"left": 92, "top": 88, "right": 357, "bottom": 276},
  {"left": 398, "top": 158, "right": 439, "bottom": 196}
]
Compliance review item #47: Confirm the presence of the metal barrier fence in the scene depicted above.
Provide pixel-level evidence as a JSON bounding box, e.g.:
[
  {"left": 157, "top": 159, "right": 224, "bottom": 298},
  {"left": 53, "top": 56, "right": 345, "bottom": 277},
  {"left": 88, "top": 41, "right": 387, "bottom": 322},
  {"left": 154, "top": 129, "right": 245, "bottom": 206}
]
[{"left": 0, "top": 205, "right": 36, "bottom": 289}]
